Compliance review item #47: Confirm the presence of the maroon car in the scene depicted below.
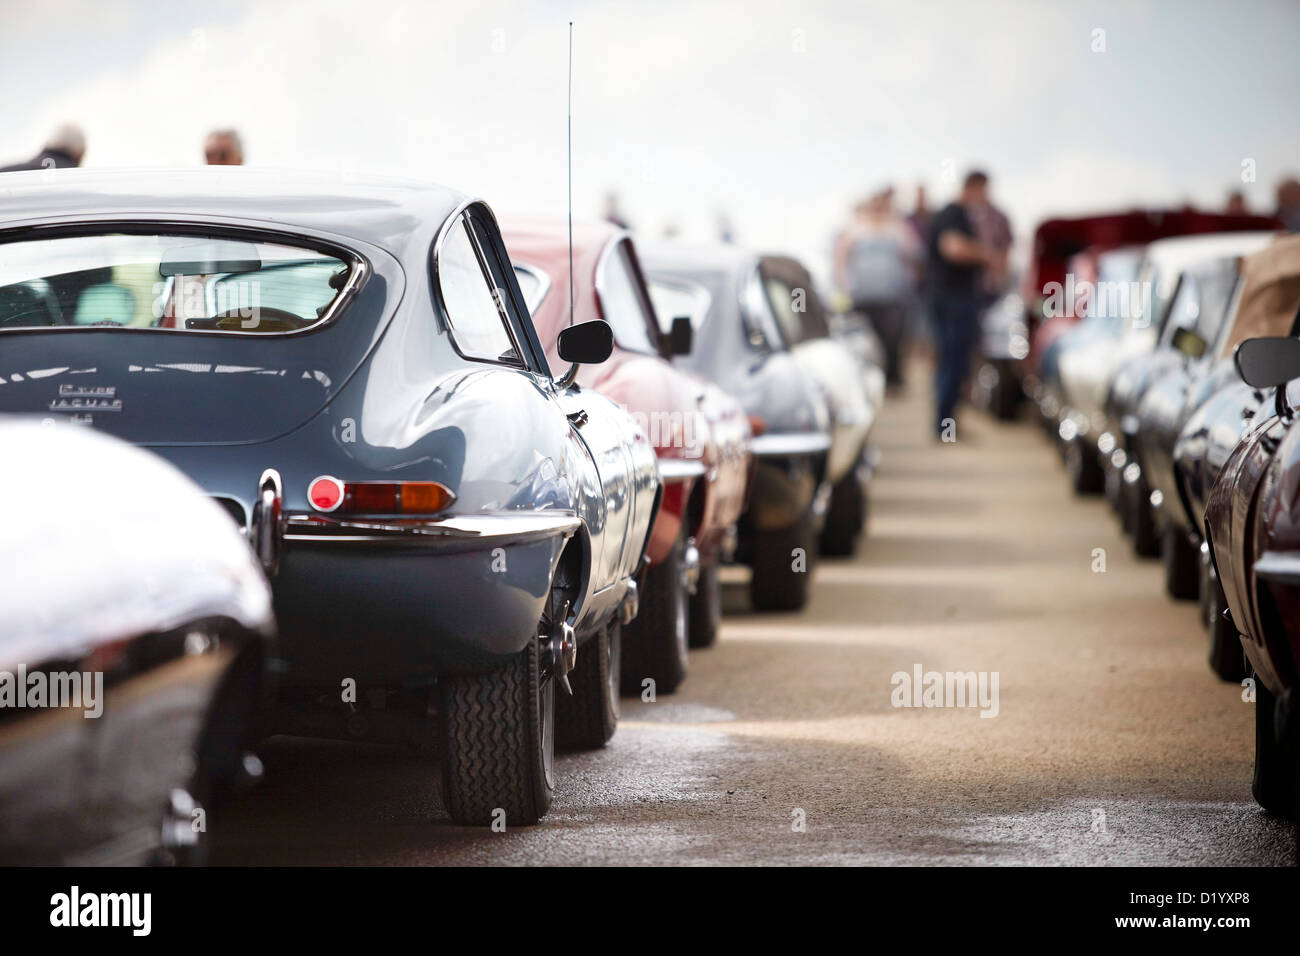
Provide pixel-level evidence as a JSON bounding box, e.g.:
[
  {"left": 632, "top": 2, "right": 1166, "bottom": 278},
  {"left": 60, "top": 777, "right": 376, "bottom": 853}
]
[
  {"left": 1204, "top": 234, "right": 1300, "bottom": 821},
  {"left": 504, "top": 219, "right": 751, "bottom": 694}
]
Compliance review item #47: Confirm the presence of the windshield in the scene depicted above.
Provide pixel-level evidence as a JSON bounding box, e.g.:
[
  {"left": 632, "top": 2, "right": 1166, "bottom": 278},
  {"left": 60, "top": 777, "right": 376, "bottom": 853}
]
[
  {"left": 0, "top": 232, "right": 353, "bottom": 334},
  {"left": 648, "top": 277, "right": 711, "bottom": 335}
]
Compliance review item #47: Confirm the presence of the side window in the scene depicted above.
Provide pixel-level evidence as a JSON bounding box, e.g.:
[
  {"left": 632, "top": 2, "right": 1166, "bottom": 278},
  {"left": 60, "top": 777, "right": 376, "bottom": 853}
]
[
  {"left": 437, "top": 216, "right": 520, "bottom": 364},
  {"left": 513, "top": 264, "right": 549, "bottom": 315},
  {"left": 596, "top": 241, "right": 658, "bottom": 354},
  {"left": 763, "top": 276, "right": 805, "bottom": 346},
  {"left": 740, "top": 266, "right": 785, "bottom": 351},
  {"left": 1165, "top": 274, "right": 1200, "bottom": 338},
  {"left": 1195, "top": 263, "right": 1240, "bottom": 342},
  {"left": 648, "top": 277, "right": 711, "bottom": 336}
]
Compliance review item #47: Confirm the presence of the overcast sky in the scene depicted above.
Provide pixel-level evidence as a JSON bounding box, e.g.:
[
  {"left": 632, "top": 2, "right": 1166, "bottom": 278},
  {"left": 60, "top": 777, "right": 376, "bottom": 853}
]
[{"left": 3, "top": 0, "right": 1297, "bottom": 281}]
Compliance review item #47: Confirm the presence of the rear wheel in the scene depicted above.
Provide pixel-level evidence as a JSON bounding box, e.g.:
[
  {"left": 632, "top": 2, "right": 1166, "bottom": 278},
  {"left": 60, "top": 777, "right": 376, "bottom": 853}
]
[
  {"left": 1251, "top": 672, "right": 1297, "bottom": 818},
  {"left": 688, "top": 558, "right": 722, "bottom": 649},
  {"left": 1066, "top": 439, "right": 1103, "bottom": 494},
  {"left": 621, "top": 527, "right": 689, "bottom": 696},
  {"left": 1161, "top": 527, "right": 1199, "bottom": 600},
  {"left": 557, "top": 619, "right": 620, "bottom": 750},
  {"left": 818, "top": 472, "right": 866, "bottom": 557},
  {"left": 750, "top": 512, "right": 815, "bottom": 612},
  {"left": 441, "top": 636, "right": 554, "bottom": 827},
  {"left": 1206, "top": 564, "right": 1247, "bottom": 681},
  {"left": 990, "top": 373, "right": 1021, "bottom": 422},
  {"left": 1131, "top": 478, "right": 1159, "bottom": 557}
]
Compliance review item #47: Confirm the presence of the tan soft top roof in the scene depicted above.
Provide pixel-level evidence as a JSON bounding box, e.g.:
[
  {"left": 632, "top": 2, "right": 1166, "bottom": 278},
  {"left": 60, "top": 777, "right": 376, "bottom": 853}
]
[{"left": 1218, "top": 234, "right": 1300, "bottom": 359}]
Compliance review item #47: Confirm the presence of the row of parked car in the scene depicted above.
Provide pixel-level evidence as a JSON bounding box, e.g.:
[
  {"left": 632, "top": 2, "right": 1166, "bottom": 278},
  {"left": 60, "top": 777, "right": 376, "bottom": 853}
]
[
  {"left": 0, "top": 167, "right": 886, "bottom": 862},
  {"left": 985, "top": 210, "right": 1300, "bottom": 826}
]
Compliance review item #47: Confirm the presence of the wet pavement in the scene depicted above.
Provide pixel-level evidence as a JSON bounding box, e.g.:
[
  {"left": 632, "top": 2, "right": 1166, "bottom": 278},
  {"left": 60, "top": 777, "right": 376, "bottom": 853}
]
[{"left": 210, "top": 370, "right": 1296, "bottom": 866}]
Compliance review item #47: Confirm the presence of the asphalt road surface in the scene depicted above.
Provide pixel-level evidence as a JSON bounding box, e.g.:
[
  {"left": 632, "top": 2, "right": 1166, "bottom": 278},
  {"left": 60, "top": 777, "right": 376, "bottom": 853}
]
[{"left": 210, "top": 371, "right": 1297, "bottom": 866}]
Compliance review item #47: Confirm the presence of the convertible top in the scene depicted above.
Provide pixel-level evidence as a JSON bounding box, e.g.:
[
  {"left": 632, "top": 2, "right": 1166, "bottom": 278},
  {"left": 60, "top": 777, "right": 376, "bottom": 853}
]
[
  {"left": 0, "top": 166, "right": 468, "bottom": 251},
  {"left": 1218, "top": 233, "right": 1300, "bottom": 357}
]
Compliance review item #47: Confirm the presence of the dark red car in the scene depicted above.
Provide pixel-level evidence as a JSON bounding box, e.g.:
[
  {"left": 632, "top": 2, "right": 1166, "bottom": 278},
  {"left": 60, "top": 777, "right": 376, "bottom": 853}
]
[
  {"left": 1203, "top": 234, "right": 1300, "bottom": 821},
  {"left": 504, "top": 220, "right": 751, "bottom": 695},
  {"left": 1017, "top": 208, "right": 1280, "bottom": 424}
]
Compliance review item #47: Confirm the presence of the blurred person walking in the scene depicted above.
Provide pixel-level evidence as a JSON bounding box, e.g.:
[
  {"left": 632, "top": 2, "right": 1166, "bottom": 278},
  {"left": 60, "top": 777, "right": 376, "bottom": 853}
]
[
  {"left": 905, "top": 184, "right": 933, "bottom": 244},
  {"left": 204, "top": 129, "right": 244, "bottom": 165},
  {"left": 905, "top": 184, "right": 936, "bottom": 358},
  {"left": 834, "top": 188, "right": 919, "bottom": 387},
  {"left": 1, "top": 124, "right": 85, "bottom": 172},
  {"left": 968, "top": 188, "right": 1012, "bottom": 306},
  {"left": 926, "top": 170, "right": 996, "bottom": 439}
]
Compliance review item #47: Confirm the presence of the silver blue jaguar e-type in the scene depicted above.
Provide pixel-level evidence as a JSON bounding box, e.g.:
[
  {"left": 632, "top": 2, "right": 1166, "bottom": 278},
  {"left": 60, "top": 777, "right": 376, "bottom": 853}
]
[{"left": 0, "top": 167, "right": 661, "bottom": 826}]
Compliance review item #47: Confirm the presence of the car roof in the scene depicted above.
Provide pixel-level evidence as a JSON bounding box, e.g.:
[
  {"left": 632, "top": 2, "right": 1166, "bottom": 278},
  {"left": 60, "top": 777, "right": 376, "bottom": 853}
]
[
  {"left": 0, "top": 166, "right": 468, "bottom": 249},
  {"left": 1142, "top": 230, "right": 1279, "bottom": 274}
]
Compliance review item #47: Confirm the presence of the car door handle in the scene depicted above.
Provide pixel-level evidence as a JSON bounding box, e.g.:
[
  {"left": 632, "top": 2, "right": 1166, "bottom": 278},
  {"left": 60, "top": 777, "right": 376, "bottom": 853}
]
[{"left": 567, "top": 409, "right": 588, "bottom": 428}]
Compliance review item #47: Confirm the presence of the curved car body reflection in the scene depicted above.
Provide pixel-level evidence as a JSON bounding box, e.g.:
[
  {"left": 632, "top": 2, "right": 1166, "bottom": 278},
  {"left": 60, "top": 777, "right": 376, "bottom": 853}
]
[{"left": 0, "top": 419, "right": 274, "bottom": 865}]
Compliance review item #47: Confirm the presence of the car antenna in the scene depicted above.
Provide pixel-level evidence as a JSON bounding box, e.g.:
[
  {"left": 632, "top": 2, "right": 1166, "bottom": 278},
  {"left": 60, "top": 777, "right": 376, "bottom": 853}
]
[{"left": 567, "top": 20, "right": 574, "bottom": 331}]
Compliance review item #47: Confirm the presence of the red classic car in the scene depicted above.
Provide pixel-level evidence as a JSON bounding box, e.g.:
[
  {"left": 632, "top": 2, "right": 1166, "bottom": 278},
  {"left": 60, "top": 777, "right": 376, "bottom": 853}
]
[
  {"left": 504, "top": 220, "right": 751, "bottom": 694},
  {"left": 1203, "top": 234, "right": 1300, "bottom": 819},
  {"left": 1019, "top": 208, "right": 1280, "bottom": 425}
]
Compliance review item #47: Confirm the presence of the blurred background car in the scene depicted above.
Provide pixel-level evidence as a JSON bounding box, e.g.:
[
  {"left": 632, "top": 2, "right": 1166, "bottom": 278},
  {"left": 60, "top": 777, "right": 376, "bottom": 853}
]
[
  {"left": 760, "top": 254, "right": 883, "bottom": 556},
  {"left": 642, "top": 242, "right": 833, "bottom": 612},
  {"left": 506, "top": 218, "right": 752, "bottom": 691},
  {"left": 1131, "top": 236, "right": 1275, "bottom": 596}
]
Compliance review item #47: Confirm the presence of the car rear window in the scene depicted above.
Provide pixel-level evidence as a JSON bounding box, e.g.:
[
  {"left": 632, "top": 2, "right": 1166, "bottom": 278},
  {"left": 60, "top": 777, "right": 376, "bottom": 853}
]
[{"left": 0, "top": 232, "right": 354, "bottom": 334}]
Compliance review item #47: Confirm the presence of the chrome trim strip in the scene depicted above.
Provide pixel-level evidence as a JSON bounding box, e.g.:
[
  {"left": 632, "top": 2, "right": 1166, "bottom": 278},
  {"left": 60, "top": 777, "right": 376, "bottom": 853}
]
[
  {"left": 430, "top": 197, "right": 530, "bottom": 370},
  {"left": 657, "top": 459, "right": 707, "bottom": 482},
  {"left": 284, "top": 510, "right": 581, "bottom": 549},
  {"left": 1253, "top": 551, "right": 1300, "bottom": 587},
  {"left": 250, "top": 468, "right": 283, "bottom": 576},
  {"left": 750, "top": 432, "right": 832, "bottom": 457}
]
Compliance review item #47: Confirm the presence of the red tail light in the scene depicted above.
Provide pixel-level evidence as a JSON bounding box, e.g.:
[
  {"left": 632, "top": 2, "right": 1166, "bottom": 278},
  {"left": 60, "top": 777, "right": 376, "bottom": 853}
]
[
  {"left": 308, "top": 476, "right": 455, "bottom": 515},
  {"left": 746, "top": 414, "right": 768, "bottom": 437}
]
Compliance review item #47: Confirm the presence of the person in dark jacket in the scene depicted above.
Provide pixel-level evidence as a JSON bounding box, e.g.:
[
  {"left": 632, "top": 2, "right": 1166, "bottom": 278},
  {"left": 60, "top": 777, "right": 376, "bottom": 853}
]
[
  {"left": 0, "top": 124, "right": 85, "bottom": 172},
  {"left": 926, "top": 170, "right": 996, "bottom": 439}
]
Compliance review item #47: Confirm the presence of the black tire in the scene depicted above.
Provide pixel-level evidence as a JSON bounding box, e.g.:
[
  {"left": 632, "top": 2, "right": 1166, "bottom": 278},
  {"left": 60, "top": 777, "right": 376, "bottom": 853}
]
[
  {"left": 441, "top": 638, "right": 554, "bottom": 827},
  {"left": 1207, "top": 566, "right": 1247, "bottom": 682},
  {"left": 557, "top": 619, "right": 620, "bottom": 750},
  {"left": 750, "top": 512, "right": 815, "bottom": 612},
  {"left": 1066, "top": 439, "right": 1103, "bottom": 494},
  {"left": 818, "top": 472, "right": 866, "bottom": 557},
  {"left": 990, "top": 377, "right": 1021, "bottom": 422},
  {"left": 1118, "top": 473, "right": 1135, "bottom": 534},
  {"left": 688, "top": 558, "right": 722, "bottom": 649},
  {"left": 1251, "top": 672, "right": 1297, "bottom": 818},
  {"left": 1131, "top": 478, "right": 1159, "bottom": 557},
  {"left": 1161, "top": 527, "right": 1199, "bottom": 601},
  {"left": 621, "top": 528, "right": 689, "bottom": 696}
]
